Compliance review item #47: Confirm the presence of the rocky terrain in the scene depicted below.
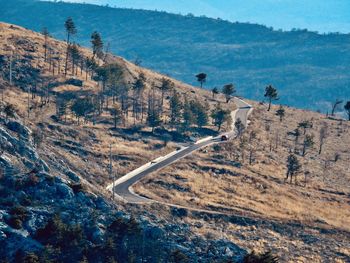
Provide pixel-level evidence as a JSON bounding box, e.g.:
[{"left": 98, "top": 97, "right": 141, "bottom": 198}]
[{"left": 0, "top": 21, "right": 349, "bottom": 263}]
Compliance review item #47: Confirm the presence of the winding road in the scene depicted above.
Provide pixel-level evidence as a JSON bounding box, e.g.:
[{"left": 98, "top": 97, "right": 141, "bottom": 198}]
[{"left": 106, "top": 97, "right": 253, "bottom": 203}]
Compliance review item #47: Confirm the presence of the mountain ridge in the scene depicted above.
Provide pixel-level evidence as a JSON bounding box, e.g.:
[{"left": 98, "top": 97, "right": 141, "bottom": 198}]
[{"left": 1, "top": 0, "right": 350, "bottom": 112}]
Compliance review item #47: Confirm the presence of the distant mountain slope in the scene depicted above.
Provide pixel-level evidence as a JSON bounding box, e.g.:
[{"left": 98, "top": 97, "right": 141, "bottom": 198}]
[{"left": 1, "top": 0, "right": 350, "bottom": 111}]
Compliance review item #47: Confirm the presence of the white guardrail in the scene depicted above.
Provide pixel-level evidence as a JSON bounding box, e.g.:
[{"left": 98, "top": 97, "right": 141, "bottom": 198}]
[{"left": 106, "top": 146, "right": 188, "bottom": 191}]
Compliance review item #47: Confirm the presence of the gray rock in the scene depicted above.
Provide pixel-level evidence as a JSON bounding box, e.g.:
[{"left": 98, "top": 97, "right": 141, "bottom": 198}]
[
  {"left": 95, "top": 197, "right": 110, "bottom": 211},
  {"left": 66, "top": 170, "right": 80, "bottom": 182},
  {"left": 91, "top": 224, "right": 105, "bottom": 243},
  {"left": 6, "top": 121, "right": 31, "bottom": 140},
  {"left": 56, "top": 183, "right": 74, "bottom": 199}
]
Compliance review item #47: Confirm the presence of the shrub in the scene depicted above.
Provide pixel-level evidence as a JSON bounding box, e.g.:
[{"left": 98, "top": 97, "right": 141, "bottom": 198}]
[
  {"left": 243, "top": 251, "right": 279, "bottom": 263},
  {"left": 8, "top": 217, "right": 23, "bottom": 229},
  {"left": 70, "top": 183, "right": 84, "bottom": 194},
  {"left": 10, "top": 206, "right": 28, "bottom": 221},
  {"left": 171, "top": 207, "right": 188, "bottom": 218},
  {"left": 170, "top": 249, "right": 189, "bottom": 263}
]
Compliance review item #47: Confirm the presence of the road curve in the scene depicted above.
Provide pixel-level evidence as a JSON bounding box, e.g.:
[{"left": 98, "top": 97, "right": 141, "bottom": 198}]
[{"left": 106, "top": 97, "right": 253, "bottom": 203}]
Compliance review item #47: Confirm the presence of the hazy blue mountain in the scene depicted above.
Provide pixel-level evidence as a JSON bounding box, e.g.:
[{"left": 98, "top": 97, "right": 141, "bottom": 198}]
[
  {"left": 56, "top": 0, "right": 350, "bottom": 33},
  {"left": 2, "top": 0, "right": 350, "bottom": 111}
]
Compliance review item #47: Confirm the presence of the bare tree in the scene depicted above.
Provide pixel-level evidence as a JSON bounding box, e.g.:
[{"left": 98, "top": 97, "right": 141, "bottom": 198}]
[
  {"left": 331, "top": 99, "right": 343, "bottom": 116},
  {"left": 248, "top": 131, "right": 257, "bottom": 165},
  {"left": 318, "top": 123, "right": 328, "bottom": 154},
  {"left": 302, "top": 134, "right": 314, "bottom": 156}
]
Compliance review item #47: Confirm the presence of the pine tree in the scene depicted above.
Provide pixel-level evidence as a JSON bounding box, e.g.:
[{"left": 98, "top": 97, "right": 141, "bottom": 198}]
[
  {"left": 71, "top": 98, "right": 94, "bottom": 125},
  {"left": 235, "top": 118, "right": 245, "bottom": 136},
  {"left": 190, "top": 101, "right": 208, "bottom": 128},
  {"left": 91, "top": 31, "right": 103, "bottom": 60},
  {"left": 195, "top": 73, "right": 207, "bottom": 88},
  {"left": 275, "top": 105, "right": 285, "bottom": 122},
  {"left": 110, "top": 104, "right": 122, "bottom": 129},
  {"left": 169, "top": 91, "right": 183, "bottom": 129},
  {"left": 3, "top": 104, "right": 16, "bottom": 121},
  {"left": 41, "top": 27, "right": 49, "bottom": 62},
  {"left": 69, "top": 43, "right": 81, "bottom": 75},
  {"left": 264, "top": 85, "right": 278, "bottom": 111},
  {"left": 64, "top": 17, "right": 77, "bottom": 76},
  {"left": 211, "top": 105, "right": 231, "bottom": 131},
  {"left": 286, "top": 154, "right": 302, "bottom": 183},
  {"left": 132, "top": 73, "right": 146, "bottom": 123},
  {"left": 222, "top": 84, "right": 235, "bottom": 103},
  {"left": 302, "top": 134, "right": 314, "bottom": 156},
  {"left": 159, "top": 78, "right": 174, "bottom": 115},
  {"left": 211, "top": 87, "right": 219, "bottom": 99},
  {"left": 183, "top": 98, "right": 194, "bottom": 130}
]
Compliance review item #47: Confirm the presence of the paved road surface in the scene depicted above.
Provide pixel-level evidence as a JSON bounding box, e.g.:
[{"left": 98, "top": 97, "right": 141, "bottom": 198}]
[{"left": 106, "top": 97, "right": 253, "bottom": 203}]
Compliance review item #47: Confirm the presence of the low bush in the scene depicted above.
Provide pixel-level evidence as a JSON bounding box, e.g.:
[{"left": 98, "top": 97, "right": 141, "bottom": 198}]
[{"left": 243, "top": 251, "right": 279, "bottom": 263}]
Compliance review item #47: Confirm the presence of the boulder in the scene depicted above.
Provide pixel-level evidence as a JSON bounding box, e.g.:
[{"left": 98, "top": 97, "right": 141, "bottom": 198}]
[
  {"left": 56, "top": 183, "right": 74, "bottom": 199},
  {"left": 66, "top": 170, "right": 80, "bottom": 182},
  {"left": 6, "top": 121, "right": 31, "bottom": 140}
]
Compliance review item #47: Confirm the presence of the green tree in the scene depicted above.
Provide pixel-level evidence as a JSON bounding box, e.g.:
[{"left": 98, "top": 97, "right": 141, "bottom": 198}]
[
  {"left": 71, "top": 98, "right": 94, "bottom": 125},
  {"left": 95, "top": 66, "right": 109, "bottom": 92},
  {"left": 222, "top": 83, "right": 235, "bottom": 103},
  {"left": 91, "top": 31, "right": 103, "bottom": 60},
  {"left": 69, "top": 43, "right": 81, "bottom": 75},
  {"left": 235, "top": 118, "right": 245, "bottom": 136},
  {"left": 211, "top": 87, "right": 219, "bottom": 99},
  {"left": 286, "top": 154, "right": 302, "bottom": 184},
  {"left": 3, "top": 104, "right": 16, "bottom": 120},
  {"left": 275, "top": 105, "right": 285, "bottom": 122},
  {"left": 56, "top": 97, "right": 68, "bottom": 122},
  {"left": 344, "top": 101, "right": 350, "bottom": 120},
  {"left": 190, "top": 101, "right": 208, "bottom": 128},
  {"left": 302, "top": 134, "right": 314, "bottom": 156},
  {"left": 182, "top": 98, "right": 194, "bottom": 130},
  {"left": 211, "top": 105, "right": 231, "bottom": 131},
  {"left": 110, "top": 104, "right": 122, "bottom": 129},
  {"left": 64, "top": 17, "right": 77, "bottom": 76},
  {"left": 169, "top": 91, "right": 183, "bottom": 129},
  {"left": 147, "top": 110, "right": 161, "bottom": 133},
  {"left": 264, "top": 85, "right": 278, "bottom": 111},
  {"left": 195, "top": 73, "right": 207, "bottom": 88},
  {"left": 132, "top": 73, "right": 146, "bottom": 123},
  {"left": 159, "top": 78, "right": 174, "bottom": 114}
]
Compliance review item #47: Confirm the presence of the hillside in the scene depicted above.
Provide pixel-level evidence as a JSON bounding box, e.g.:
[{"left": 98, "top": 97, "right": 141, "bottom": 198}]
[
  {"left": 0, "top": 22, "right": 243, "bottom": 262},
  {"left": 1, "top": 0, "right": 350, "bottom": 111},
  {"left": 0, "top": 22, "right": 349, "bottom": 262},
  {"left": 135, "top": 101, "right": 350, "bottom": 261}
]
